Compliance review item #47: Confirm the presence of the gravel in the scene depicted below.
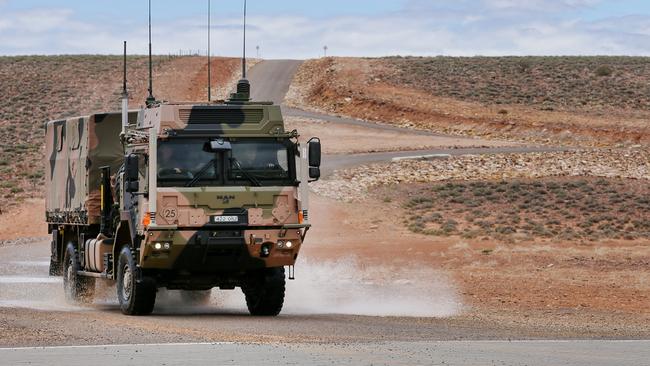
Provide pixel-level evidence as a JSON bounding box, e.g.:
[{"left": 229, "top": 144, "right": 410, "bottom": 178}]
[{"left": 313, "top": 148, "right": 649, "bottom": 202}]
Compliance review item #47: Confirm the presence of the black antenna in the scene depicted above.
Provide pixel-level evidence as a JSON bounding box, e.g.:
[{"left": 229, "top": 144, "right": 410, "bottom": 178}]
[
  {"left": 121, "top": 41, "right": 129, "bottom": 136},
  {"left": 146, "top": 0, "right": 156, "bottom": 105},
  {"left": 122, "top": 41, "right": 128, "bottom": 97},
  {"left": 228, "top": 0, "right": 251, "bottom": 102},
  {"left": 242, "top": 0, "right": 247, "bottom": 79},
  {"left": 207, "top": 0, "right": 212, "bottom": 102}
]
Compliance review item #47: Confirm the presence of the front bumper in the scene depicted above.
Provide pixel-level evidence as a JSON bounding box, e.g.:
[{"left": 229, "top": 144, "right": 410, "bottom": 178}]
[{"left": 140, "top": 227, "right": 304, "bottom": 272}]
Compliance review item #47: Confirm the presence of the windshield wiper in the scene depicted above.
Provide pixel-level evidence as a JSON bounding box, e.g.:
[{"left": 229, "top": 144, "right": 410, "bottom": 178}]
[
  {"left": 230, "top": 158, "right": 262, "bottom": 187},
  {"left": 185, "top": 158, "right": 217, "bottom": 187}
]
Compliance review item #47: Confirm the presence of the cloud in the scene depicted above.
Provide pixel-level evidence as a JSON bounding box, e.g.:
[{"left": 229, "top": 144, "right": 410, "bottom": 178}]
[
  {"left": 403, "top": 0, "right": 601, "bottom": 15},
  {"left": 1, "top": 2, "right": 650, "bottom": 57}
]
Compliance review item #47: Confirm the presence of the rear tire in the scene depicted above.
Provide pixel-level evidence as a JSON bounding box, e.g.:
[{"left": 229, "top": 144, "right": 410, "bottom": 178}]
[
  {"left": 117, "top": 246, "right": 157, "bottom": 315},
  {"left": 63, "top": 243, "right": 95, "bottom": 303},
  {"left": 49, "top": 258, "right": 62, "bottom": 276},
  {"left": 242, "top": 267, "right": 285, "bottom": 316}
]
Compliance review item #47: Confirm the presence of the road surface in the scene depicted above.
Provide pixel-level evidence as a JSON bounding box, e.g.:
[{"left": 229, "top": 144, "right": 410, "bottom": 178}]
[
  {"left": 2, "top": 341, "right": 648, "bottom": 366},
  {"left": 248, "top": 59, "right": 302, "bottom": 105}
]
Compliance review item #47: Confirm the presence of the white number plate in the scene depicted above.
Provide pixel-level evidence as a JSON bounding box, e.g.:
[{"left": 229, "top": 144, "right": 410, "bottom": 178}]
[{"left": 212, "top": 215, "right": 239, "bottom": 223}]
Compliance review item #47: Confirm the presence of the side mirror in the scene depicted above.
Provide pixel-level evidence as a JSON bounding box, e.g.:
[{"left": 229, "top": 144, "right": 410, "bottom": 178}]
[
  {"left": 308, "top": 138, "right": 321, "bottom": 168},
  {"left": 309, "top": 167, "right": 321, "bottom": 180},
  {"left": 125, "top": 154, "right": 139, "bottom": 193}
]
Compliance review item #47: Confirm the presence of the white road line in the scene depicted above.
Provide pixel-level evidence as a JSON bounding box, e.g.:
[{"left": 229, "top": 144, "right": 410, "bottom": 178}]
[
  {"left": 7, "top": 261, "right": 50, "bottom": 266},
  {"left": 391, "top": 154, "right": 451, "bottom": 162},
  {"left": 0, "top": 276, "right": 61, "bottom": 284}
]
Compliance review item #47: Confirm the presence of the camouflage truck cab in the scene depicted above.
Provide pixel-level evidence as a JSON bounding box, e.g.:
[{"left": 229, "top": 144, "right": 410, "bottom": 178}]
[{"left": 46, "top": 81, "right": 321, "bottom": 316}]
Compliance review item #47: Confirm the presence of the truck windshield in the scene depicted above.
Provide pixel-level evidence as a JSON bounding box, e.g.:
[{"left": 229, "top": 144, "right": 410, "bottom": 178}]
[
  {"left": 157, "top": 138, "right": 294, "bottom": 187},
  {"left": 229, "top": 140, "right": 291, "bottom": 183},
  {"left": 157, "top": 140, "right": 220, "bottom": 187}
]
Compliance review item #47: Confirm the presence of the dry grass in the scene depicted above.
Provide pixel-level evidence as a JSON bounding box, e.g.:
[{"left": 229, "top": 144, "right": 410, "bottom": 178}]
[
  {"left": 0, "top": 55, "right": 239, "bottom": 213},
  {"left": 384, "top": 56, "right": 650, "bottom": 112},
  {"left": 394, "top": 177, "right": 650, "bottom": 242}
]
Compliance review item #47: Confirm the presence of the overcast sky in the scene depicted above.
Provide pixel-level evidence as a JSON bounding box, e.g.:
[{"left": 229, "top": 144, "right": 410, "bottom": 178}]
[{"left": 1, "top": 0, "right": 650, "bottom": 58}]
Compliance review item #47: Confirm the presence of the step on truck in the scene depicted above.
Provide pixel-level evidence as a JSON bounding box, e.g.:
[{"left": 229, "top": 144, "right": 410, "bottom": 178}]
[{"left": 45, "top": 78, "right": 321, "bottom": 316}]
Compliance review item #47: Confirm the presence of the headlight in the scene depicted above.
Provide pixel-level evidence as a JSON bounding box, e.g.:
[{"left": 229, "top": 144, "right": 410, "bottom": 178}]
[
  {"left": 153, "top": 242, "right": 171, "bottom": 251},
  {"left": 277, "top": 240, "right": 293, "bottom": 249}
]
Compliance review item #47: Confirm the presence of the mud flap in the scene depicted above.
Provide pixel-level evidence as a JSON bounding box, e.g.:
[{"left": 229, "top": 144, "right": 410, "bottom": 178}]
[{"left": 49, "top": 230, "right": 62, "bottom": 276}]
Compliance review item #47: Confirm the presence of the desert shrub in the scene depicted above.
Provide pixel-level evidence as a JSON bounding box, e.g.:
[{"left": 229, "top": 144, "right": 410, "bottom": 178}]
[
  {"left": 595, "top": 65, "right": 613, "bottom": 77},
  {"left": 401, "top": 178, "right": 648, "bottom": 241}
]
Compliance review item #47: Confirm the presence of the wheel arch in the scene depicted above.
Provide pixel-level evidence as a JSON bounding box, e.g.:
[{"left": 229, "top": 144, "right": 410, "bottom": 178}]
[{"left": 113, "top": 220, "right": 134, "bottom": 276}]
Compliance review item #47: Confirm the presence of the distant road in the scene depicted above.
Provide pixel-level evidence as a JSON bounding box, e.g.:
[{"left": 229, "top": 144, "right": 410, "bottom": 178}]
[
  {"left": 322, "top": 146, "right": 567, "bottom": 176},
  {"left": 247, "top": 59, "right": 302, "bottom": 104},
  {"left": 246, "top": 60, "right": 567, "bottom": 175},
  {"left": 2, "top": 341, "right": 648, "bottom": 366},
  {"left": 247, "top": 60, "right": 461, "bottom": 137}
]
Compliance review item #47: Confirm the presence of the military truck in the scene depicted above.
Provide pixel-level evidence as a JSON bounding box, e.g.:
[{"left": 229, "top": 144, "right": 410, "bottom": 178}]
[{"left": 45, "top": 79, "right": 322, "bottom": 316}]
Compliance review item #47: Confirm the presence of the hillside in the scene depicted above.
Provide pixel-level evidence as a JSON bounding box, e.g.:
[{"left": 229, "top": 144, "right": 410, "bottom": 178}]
[
  {"left": 286, "top": 56, "right": 650, "bottom": 146},
  {"left": 0, "top": 55, "right": 241, "bottom": 213}
]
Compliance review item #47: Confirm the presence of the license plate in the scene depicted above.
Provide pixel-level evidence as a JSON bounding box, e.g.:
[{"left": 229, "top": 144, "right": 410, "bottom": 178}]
[{"left": 211, "top": 215, "right": 239, "bottom": 223}]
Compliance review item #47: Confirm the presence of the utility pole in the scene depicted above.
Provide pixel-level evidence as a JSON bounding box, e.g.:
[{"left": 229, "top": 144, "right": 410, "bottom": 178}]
[
  {"left": 323, "top": 45, "right": 328, "bottom": 58},
  {"left": 256, "top": 45, "right": 260, "bottom": 59}
]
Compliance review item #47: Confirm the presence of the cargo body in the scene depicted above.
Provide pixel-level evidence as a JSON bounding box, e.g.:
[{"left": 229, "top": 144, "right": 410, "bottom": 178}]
[
  {"left": 45, "top": 112, "right": 136, "bottom": 225},
  {"left": 46, "top": 82, "right": 321, "bottom": 316}
]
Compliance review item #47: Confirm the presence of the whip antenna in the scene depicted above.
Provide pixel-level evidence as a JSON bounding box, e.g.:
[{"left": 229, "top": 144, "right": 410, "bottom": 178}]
[
  {"left": 228, "top": 0, "right": 251, "bottom": 102},
  {"left": 207, "top": 0, "right": 212, "bottom": 101},
  {"left": 242, "top": 0, "right": 247, "bottom": 79},
  {"left": 121, "top": 41, "right": 129, "bottom": 136},
  {"left": 122, "top": 41, "right": 128, "bottom": 97},
  {"left": 146, "top": 0, "right": 156, "bottom": 105}
]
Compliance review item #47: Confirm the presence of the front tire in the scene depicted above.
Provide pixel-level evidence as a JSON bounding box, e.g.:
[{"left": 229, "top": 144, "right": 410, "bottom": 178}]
[
  {"left": 242, "top": 267, "right": 286, "bottom": 316},
  {"left": 49, "top": 230, "right": 62, "bottom": 276},
  {"left": 117, "top": 246, "right": 156, "bottom": 315},
  {"left": 63, "top": 243, "right": 95, "bottom": 303}
]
